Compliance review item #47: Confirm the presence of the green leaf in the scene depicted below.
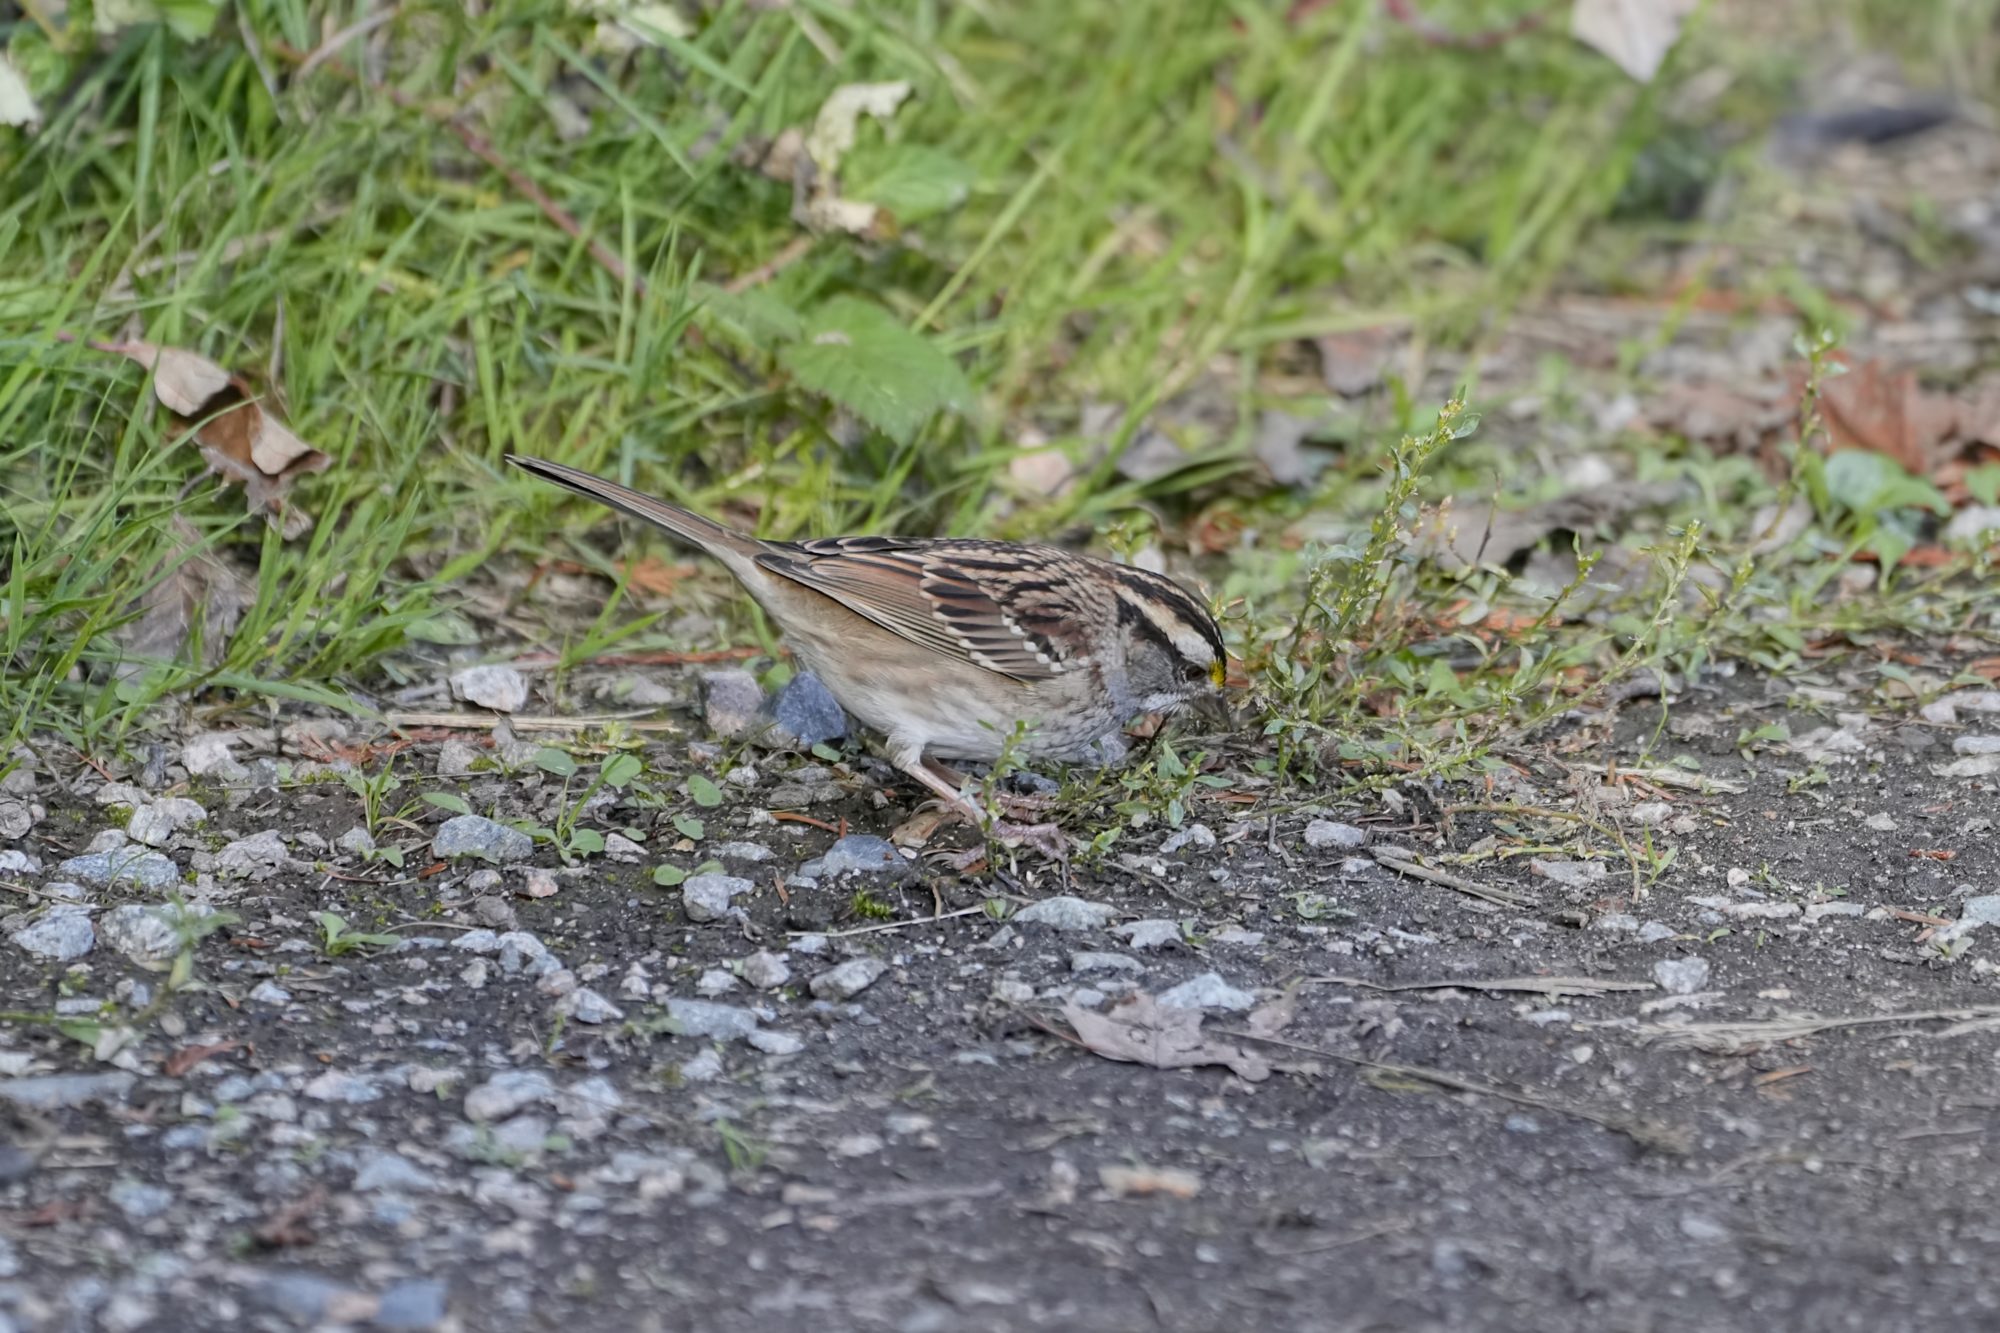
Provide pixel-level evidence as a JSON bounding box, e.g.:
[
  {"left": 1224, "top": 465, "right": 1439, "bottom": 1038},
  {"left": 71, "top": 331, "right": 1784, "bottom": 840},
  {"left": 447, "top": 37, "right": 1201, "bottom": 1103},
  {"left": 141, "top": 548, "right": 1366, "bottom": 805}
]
[
  {"left": 694, "top": 282, "right": 806, "bottom": 347},
  {"left": 535, "top": 748, "right": 578, "bottom": 778},
  {"left": 568, "top": 828, "right": 606, "bottom": 854},
  {"left": 1822, "top": 450, "right": 1949, "bottom": 517},
  {"left": 652, "top": 864, "right": 688, "bottom": 886},
  {"left": 1965, "top": 464, "right": 2000, "bottom": 507},
  {"left": 601, "top": 753, "right": 643, "bottom": 789},
  {"left": 810, "top": 742, "right": 843, "bottom": 763},
  {"left": 849, "top": 146, "right": 978, "bottom": 222},
  {"left": 673, "top": 813, "right": 705, "bottom": 840},
  {"left": 780, "top": 297, "right": 975, "bottom": 444},
  {"left": 423, "top": 791, "right": 472, "bottom": 815},
  {"left": 686, "top": 773, "right": 724, "bottom": 807}
]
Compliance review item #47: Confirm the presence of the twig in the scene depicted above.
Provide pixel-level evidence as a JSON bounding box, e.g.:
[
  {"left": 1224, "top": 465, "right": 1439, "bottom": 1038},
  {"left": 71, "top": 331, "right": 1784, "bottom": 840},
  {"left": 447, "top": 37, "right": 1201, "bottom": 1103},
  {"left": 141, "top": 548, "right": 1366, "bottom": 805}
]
[
  {"left": 383, "top": 711, "right": 682, "bottom": 732},
  {"left": 1307, "top": 974, "right": 1653, "bottom": 998},
  {"left": 1633, "top": 1006, "right": 2000, "bottom": 1053},
  {"left": 724, "top": 235, "right": 816, "bottom": 294},
  {"left": 788, "top": 905, "right": 990, "bottom": 939},
  {"left": 1218, "top": 1027, "right": 1688, "bottom": 1154},
  {"left": 1368, "top": 846, "right": 1529, "bottom": 908}
]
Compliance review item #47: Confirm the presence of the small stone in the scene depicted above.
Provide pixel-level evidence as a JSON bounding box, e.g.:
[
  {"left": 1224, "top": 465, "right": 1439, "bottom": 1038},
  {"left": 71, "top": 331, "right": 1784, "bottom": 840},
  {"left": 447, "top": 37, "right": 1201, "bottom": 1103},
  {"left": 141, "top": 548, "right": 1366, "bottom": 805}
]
[
  {"left": 1653, "top": 957, "right": 1710, "bottom": 996},
  {"left": 432, "top": 815, "right": 534, "bottom": 864},
  {"left": 248, "top": 980, "right": 293, "bottom": 1006},
  {"left": 1303, "top": 820, "right": 1366, "bottom": 851},
  {"left": 680, "top": 1048, "right": 724, "bottom": 1082},
  {"left": 663, "top": 998, "right": 760, "bottom": 1042},
  {"left": 216, "top": 829, "right": 289, "bottom": 880},
  {"left": 0, "top": 800, "right": 33, "bottom": 840},
  {"left": 11, "top": 907, "right": 94, "bottom": 962},
  {"left": 715, "top": 841, "right": 775, "bottom": 863},
  {"left": 497, "top": 931, "right": 558, "bottom": 976},
  {"left": 1680, "top": 1213, "right": 1730, "bottom": 1243},
  {"left": 465, "top": 1070, "right": 555, "bottom": 1121},
  {"left": 335, "top": 827, "right": 375, "bottom": 857},
  {"left": 303, "top": 1070, "right": 380, "bottom": 1104},
  {"left": 695, "top": 969, "right": 739, "bottom": 997},
  {"left": 809, "top": 957, "right": 887, "bottom": 1001},
  {"left": 0, "top": 1071, "right": 135, "bottom": 1109},
  {"left": 1158, "top": 824, "right": 1216, "bottom": 855},
  {"left": 0, "top": 849, "right": 41, "bottom": 874},
  {"left": 436, "top": 739, "right": 482, "bottom": 778},
  {"left": 375, "top": 1278, "right": 450, "bottom": 1331},
  {"left": 107, "top": 1178, "right": 173, "bottom": 1220},
  {"left": 354, "top": 1152, "right": 439, "bottom": 1193},
  {"left": 520, "top": 868, "right": 559, "bottom": 899},
  {"left": 450, "top": 664, "right": 529, "bottom": 713},
  {"left": 1157, "top": 971, "right": 1255, "bottom": 1012},
  {"left": 468, "top": 896, "right": 518, "bottom": 930},
  {"left": 124, "top": 805, "right": 177, "bottom": 848},
  {"left": 769, "top": 670, "right": 847, "bottom": 746},
  {"left": 747, "top": 1029, "right": 804, "bottom": 1056},
  {"left": 683, "top": 873, "right": 752, "bottom": 924},
  {"left": 57, "top": 848, "right": 179, "bottom": 893},
  {"left": 1110, "top": 919, "right": 1182, "bottom": 950},
  {"left": 1013, "top": 896, "right": 1117, "bottom": 931},
  {"left": 99, "top": 903, "right": 203, "bottom": 963},
  {"left": 602, "top": 832, "right": 645, "bottom": 864},
  {"left": 1954, "top": 735, "right": 2000, "bottom": 755},
  {"left": 95, "top": 781, "right": 147, "bottom": 808},
  {"left": 738, "top": 951, "right": 791, "bottom": 990},
  {"left": 560, "top": 988, "right": 623, "bottom": 1024},
  {"left": 1630, "top": 802, "right": 1672, "bottom": 827},
  {"left": 1863, "top": 812, "right": 1898, "bottom": 833},
  {"left": 1722, "top": 901, "right": 1799, "bottom": 920},
  {"left": 180, "top": 733, "right": 247, "bottom": 780},
  {"left": 1636, "top": 921, "right": 1679, "bottom": 943},
  {"left": 1530, "top": 859, "right": 1609, "bottom": 888},
  {"left": 831, "top": 1133, "right": 883, "bottom": 1158},
  {"left": 1070, "top": 951, "right": 1142, "bottom": 974},
  {"left": 614, "top": 674, "right": 680, "bottom": 707},
  {"left": 803, "top": 835, "right": 909, "bottom": 880},
  {"left": 1594, "top": 913, "right": 1640, "bottom": 933},
  {"left": 452, "top": 929, "right": 501, "bottom": 955},
  {"left": 788, "top": 933, "right": 828, "bottom": 956},
  {"left": 700, "top": 670, "right": 767, "bottom": 740}
]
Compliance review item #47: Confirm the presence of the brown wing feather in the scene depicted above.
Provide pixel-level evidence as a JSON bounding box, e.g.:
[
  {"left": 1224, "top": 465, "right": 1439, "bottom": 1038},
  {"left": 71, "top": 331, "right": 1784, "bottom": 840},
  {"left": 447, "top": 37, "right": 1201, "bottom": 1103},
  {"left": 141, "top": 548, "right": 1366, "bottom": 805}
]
[{"left": 753, "top": 539, "right": 1100, "bottom": 682}]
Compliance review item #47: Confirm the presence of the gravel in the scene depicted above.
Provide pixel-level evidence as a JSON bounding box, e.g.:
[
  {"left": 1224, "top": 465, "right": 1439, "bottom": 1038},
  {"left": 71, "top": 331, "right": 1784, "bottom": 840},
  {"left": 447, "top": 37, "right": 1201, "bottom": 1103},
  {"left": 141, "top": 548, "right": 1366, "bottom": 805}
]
[
  {"left": 10, "top": 906, "right": 94, "bottom": 961},
  {"left": 802, "top": 834, "right": 910, "bottom": 879},
  {"left": 464, "top": 1070, "right": 555, "bottom": 1121},
  {"left": 700, "top": 670, "right": 767, "bottom": 740},
  {"left": 1157, "top": 971, "right": 1256, "bottom": 1012},
  {"left": 1013, "top": 896, "right": 1118, "bottom": 931},
  {"left": 809, "top": 957, "right": 887, "bottom": 1000},
  {"left": 56, "top": 847, "right": 180, "bottom": 892},
  {"left": 216, "top": 829, "right": 290, "bottom": 879},
  {"left": 451, "top": 663, "right": 530, "bottom": 713},
  {"left": 1652, "top": 957, "right": 1711, "bottom": 995},
  {"left": 682, "top": 873, "right": 752, "bottom": 923},
  {"left": 769, "top": 669, "right": 848, "bottom": 746},
  {"left": 1303, "top": 819, "right": 1367, "bottom": 850}
]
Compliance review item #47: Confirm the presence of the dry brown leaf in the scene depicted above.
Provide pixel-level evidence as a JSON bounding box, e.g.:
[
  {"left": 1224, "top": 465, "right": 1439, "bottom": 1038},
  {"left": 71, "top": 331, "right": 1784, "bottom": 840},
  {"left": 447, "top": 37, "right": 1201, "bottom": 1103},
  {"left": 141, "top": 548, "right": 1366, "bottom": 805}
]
[
  {"left": 97, "top": 338, "right": 331, "bottom": 536},
  {"left": 117, "top": 518, "right": 254, "bottom": 671},
  {"left": 1062, "top": 992, "right": 1271, "bottom": 1082},
  {"left": 162, "top": 1039, "right": 245, "bottom": 1078},
  {"left": 1813, "top": 356, "right": 1959, "bottom": 479},
  {"left": 1315, "top": 327, "right": 1403, "bottom": 397}
]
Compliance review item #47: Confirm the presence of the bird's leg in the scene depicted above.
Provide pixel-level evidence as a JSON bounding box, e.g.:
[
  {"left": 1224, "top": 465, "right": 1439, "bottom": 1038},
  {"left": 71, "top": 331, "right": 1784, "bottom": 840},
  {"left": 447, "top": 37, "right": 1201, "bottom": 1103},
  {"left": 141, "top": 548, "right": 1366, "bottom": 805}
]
[
  {"left": 896, "top": 757, "right": 1068, "bottom": 862},
  {"left": 923, "top": 759, "right": 1057, "bottom": 816}
]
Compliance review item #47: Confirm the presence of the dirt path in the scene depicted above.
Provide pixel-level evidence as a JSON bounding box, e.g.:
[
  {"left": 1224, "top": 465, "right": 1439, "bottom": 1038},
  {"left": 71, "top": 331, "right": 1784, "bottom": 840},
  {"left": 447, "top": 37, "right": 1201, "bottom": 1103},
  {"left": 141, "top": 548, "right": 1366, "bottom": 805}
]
[{"left": 3, "top": 669, "right": 1997, "bottom": 1332}]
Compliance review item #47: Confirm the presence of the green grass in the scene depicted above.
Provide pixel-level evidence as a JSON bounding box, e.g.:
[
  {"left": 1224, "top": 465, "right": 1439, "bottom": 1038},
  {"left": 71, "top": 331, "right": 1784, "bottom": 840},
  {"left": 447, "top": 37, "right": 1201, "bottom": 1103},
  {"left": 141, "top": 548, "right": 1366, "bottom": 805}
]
[{"left": 1, "top": 0, "right": 1993, "bottom": 783}]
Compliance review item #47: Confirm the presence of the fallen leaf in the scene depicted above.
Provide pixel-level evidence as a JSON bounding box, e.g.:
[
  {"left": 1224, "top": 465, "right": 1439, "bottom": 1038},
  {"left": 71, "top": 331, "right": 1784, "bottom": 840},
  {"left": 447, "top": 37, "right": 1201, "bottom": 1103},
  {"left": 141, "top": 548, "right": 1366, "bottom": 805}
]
[
  {"left": 97, "top": 339, "right": 331, "bottom": 536},
  {"left": 163, "top": 1039, "right": 244, "bottom": 1078},
  {"left": 1571, "top": 0, "right": 1697, "bottom": 83},
  {"left": 1315, "top": 327, "right": 1402, "bottom": 396},
  {"left": 1813, "top": 356, "right": 1958, "bottom": 479},
  {"left": 1063, "top": 992, "right": 1271, "bottom": 1082},
  {"left": 806, "top": 81, "right": 912, "bottom": 178},
  {"left": 0, "top": 53, "right": 39, "bottom": 129},
  {"left": 117, "top": 517, "right": 253, "bottom": 671},
  {"left": 789, "top": 81, "right": 917, "bottom": 238},
  {"left": 1098, "top": 1164, "right": 1202, "bottom": 1199}
]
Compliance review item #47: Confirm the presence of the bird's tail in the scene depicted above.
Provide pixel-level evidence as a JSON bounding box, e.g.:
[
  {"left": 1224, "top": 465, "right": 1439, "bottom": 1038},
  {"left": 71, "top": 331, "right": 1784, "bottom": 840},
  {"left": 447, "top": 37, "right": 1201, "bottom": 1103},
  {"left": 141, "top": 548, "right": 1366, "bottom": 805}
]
[{"left": 505, "top": 455, "right": 761, "bottom": 562}]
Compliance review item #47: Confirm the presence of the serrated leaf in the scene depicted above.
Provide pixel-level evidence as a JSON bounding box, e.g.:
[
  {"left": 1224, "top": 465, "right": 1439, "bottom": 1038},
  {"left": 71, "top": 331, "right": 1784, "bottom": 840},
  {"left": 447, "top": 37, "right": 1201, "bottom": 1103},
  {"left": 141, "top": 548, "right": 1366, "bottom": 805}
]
[
  {"left": 780, "top": 297, "right": 974, "bottom": 444},
  {"left": 848, "top": 146, "right": 977, "bottom": 222},
  {"left": 424, "top": 791, "right": 472, "bottom": 816},
  {"left": 687, "top": 773, "right": 724, "bottom": 807},
  {"left": 535, "top": 748, "right": 578, "bottom": 778},
  {"left": 673, "top": 813, "right": 705, "bottom": 840}
]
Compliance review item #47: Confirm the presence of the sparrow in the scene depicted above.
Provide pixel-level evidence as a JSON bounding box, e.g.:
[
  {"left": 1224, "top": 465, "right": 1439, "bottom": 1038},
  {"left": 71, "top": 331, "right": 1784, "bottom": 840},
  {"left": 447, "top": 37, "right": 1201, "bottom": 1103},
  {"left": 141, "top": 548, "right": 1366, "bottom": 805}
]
[{"left": 507, "top": 455, "right": 1228, "bottom": 853}]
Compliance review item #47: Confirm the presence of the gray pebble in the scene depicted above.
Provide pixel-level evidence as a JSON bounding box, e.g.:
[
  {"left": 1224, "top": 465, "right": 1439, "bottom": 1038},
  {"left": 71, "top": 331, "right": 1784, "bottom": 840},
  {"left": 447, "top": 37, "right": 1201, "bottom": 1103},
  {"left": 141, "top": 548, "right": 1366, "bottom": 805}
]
[
  {"left": 809, "top": 957, "right": 887, "bottom": 1001},
  {"left": 1013, "top": 896, "right": 1117, "bottom": 931},
  {"left": 769, "top": 670, "right": 847, "bottom": 746},
  {"left": 432, "top": 815, "right": 534, "bottom": 864},
  {"left": 57, "top": 848, "right": 179, "bottom": 893},
  {"left": 1303, "top": 819, "right": 1366, "bottom": 851},
  {"left": 10, "top": 906, "right": 94, "bottom": 961},
  {"left": 464, "top": 1070, "right": 555, "bottom": 1121},
  {"left": 683, "top": 873, "right": 752, "bottom": 924},
  {"left": 801, "top": 834, "right": 909, "bottom": 880},
  {"left": 1653, "top": 957, "right": 1711, "bottom": 996},
  {"left": 450, "top": 663, "right": 529, "bottom": 713},
  {"left": 1157, "top": 971, "right": 1255, "bottom": 1012},
  {"left": 700, "top": 670, "right": 767, "bottom": 740},
  {"left": 663, "top": 998, "right": 761, "bottom": 1042}
]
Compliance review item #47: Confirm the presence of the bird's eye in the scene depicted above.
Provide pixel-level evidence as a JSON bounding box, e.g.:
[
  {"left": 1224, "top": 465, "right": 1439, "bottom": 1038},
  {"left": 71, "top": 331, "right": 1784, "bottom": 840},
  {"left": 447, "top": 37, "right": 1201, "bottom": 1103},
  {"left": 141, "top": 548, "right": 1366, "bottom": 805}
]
[{"left": 1181, "top": 659, "right": 1210, "bottom": 685}]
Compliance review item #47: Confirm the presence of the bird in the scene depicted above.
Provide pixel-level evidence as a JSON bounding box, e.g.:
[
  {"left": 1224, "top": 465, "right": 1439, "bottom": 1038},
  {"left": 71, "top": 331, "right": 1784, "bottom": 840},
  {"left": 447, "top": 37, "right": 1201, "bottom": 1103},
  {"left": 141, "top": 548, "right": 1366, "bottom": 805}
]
[{"left": 506, "top": 455, "right": 1229, "bottom": 855}]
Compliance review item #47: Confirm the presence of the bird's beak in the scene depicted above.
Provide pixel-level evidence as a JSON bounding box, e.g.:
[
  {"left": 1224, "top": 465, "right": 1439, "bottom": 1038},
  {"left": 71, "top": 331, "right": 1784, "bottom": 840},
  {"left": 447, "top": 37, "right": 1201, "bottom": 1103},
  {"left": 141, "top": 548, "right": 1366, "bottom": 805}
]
[{"left": 1186, "top": 688, "right": 1234, "bottom": 729}]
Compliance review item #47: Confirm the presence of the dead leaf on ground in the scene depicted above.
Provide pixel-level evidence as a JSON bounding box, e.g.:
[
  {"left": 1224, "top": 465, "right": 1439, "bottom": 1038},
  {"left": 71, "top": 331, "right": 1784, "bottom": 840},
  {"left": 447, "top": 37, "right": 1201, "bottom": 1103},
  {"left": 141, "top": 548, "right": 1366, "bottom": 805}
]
[
  {"left": 787, "top": 80, "right": 913, "bottom": 237},
  {"left": 96, "top": 338, "right": 330, "bottom": 537},
  {"left": 1315, "top": 326, "right": 1404, "bottom": 397},
  {"left": 1810, "top": 355, "right": 1960, "bottom": 479},
  {"left": 1062, "top": 992, "right": 1272, "bottom": 1082},
  {"left": 1571, "top": 0, "right": 1697, "bottom": 83},
  {"left": 117, "top": 517, "right": 254, "bottom": 672},
  {"left": 162, "top": 1039, "right": 245, "bottom": 1078}
]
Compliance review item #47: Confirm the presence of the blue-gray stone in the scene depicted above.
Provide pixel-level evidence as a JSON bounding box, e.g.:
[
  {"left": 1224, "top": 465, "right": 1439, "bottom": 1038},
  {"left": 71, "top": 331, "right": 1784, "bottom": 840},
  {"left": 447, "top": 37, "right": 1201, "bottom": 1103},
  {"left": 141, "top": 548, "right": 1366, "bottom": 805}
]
[
  {"left": 799, "top": 835, "right": 909, "bottom": 881},
  {"left": 375, "top": 1278, "right": 450, "bottom": 1330},
  {"left": 662, "top": 998, "right": 760, "bottom": 1042},
  {"left": 432, "top": 815, "right": 534, "bottom": 864},
  {"left": 10, "top": 906, "right": 93, "bottom": 961},
  {"left": 56, "top": 848, "right": 179, "bottom": 892},
  {"left": 769, "top": 671, "right": 847, "bottom": 746}
]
